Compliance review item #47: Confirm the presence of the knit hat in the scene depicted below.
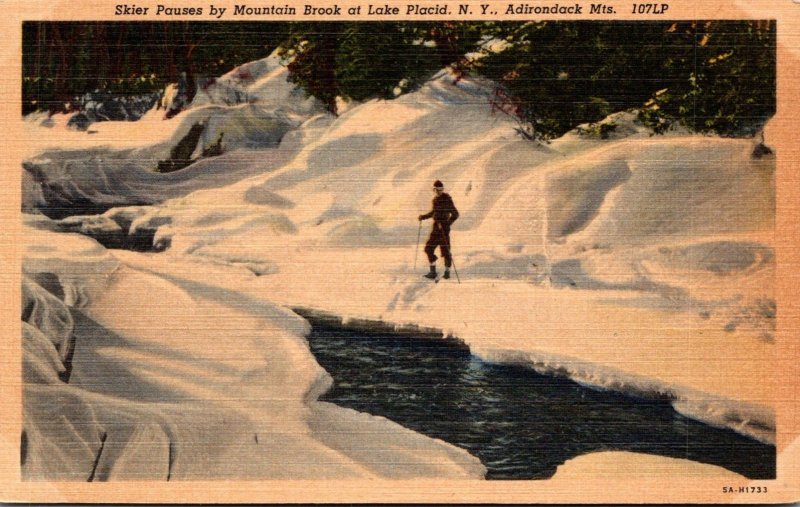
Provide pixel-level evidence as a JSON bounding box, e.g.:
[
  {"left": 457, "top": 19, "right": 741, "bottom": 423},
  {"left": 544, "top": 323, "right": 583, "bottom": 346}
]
[{"left": 433, "top": 180, "right": 444, "bottom": 188}]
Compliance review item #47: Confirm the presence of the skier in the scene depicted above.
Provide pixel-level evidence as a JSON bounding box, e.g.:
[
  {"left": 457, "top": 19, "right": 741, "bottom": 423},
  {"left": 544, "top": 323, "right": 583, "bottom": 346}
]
[{"left": 418, "top": 180, "right": 459, "bottom": 280}]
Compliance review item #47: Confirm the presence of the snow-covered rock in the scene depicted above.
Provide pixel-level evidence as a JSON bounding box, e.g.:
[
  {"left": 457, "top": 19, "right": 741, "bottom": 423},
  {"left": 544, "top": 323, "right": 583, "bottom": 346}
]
[
  {"left": 65, "top": 90, "right": 161, "bottom": 130},
  {"left": 192, "top": 51, "right": 326, "bottom": 120}
]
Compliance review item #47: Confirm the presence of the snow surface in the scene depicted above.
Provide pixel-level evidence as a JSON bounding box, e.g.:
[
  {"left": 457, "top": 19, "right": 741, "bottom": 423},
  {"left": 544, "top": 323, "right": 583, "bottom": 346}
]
[{"left": 21, "top": 53, "right": 776, "bottom": 480}]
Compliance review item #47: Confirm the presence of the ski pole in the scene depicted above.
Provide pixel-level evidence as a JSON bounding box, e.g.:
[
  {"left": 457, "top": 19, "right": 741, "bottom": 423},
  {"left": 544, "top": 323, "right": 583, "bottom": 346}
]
[{"left": 414, "top": 221, "right": 422, "bottom": 270}]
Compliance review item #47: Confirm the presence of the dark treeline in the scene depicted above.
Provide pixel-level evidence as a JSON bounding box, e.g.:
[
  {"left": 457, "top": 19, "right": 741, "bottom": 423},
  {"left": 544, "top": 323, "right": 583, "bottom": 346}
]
[
  {"left": 22, "top": 22, "right": 292, "bottom": 114},
  {"left": 23, "top": 21, "right": 775, "bottom": 138}
]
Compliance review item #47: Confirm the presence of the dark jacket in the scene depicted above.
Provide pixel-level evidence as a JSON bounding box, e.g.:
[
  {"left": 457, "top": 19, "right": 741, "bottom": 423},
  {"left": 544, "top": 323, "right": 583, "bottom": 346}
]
[{"left": 420, "top": 192, "right": 459, "bottom": 229}]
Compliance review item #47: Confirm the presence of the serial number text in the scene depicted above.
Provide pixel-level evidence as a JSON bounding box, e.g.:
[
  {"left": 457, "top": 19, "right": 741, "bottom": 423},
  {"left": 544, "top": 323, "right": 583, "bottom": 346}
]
[{"left": 722, "top": 486, "right": 768, "bottom": 494}]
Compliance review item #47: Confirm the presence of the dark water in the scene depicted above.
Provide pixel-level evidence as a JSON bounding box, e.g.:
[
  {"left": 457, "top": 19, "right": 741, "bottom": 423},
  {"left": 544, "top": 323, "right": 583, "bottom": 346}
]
[{"left": 305, "top": 322, "right": 775, "bottom": 480}]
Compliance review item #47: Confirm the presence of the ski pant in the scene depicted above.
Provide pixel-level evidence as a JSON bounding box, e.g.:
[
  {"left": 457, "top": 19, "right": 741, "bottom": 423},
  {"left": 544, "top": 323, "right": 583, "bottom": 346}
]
[{"left": 424, "top": 225, "right": 452, "bottom": 267}]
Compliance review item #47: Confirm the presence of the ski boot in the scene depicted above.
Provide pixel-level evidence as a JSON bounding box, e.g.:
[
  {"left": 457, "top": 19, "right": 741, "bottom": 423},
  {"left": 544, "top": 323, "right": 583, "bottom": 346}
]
[{"left": 424, "top": 265, "right": 437, "bottom": 279}]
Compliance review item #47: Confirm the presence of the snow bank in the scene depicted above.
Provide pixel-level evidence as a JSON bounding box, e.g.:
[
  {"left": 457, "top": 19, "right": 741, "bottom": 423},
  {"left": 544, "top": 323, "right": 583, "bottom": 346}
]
[
  {"left": 551, "top": 451, "right": 745, "bottom": 480},
  {"left": 20, "top": 218, "right": 484, "bottom": 480},
  {"left": 22, "top": 105, "right": 304, "bottom": 218},
  {"left": 22, "top": 52, "right": 326, "bottom": 219},
  {"left": 21, "top": 56, "right": 776, "bottom": 479}
]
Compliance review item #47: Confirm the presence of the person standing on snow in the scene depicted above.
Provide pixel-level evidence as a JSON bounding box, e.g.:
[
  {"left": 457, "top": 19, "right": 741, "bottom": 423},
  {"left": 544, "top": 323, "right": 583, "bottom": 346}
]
[{"left": 418, "top": 180, "right": 459, "bottom": 279}]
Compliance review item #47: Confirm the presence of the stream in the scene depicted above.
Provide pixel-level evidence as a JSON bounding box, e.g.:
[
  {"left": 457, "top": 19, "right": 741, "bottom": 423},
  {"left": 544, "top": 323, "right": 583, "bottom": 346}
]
[{"left": 305, "top": 319, "right": 776, "bottom": 480}]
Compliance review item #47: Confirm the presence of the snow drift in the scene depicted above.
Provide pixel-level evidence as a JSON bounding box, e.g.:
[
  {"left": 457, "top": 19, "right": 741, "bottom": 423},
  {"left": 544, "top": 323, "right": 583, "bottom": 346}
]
[
  {"left": 21, "top": 222, "right": 484, "bottom": 480},
  {"left": 22, "top": 52, "right": 326, "bottom": 219},
  {"left": 20, "top": 54, "right": 776, "bottom": 480}
]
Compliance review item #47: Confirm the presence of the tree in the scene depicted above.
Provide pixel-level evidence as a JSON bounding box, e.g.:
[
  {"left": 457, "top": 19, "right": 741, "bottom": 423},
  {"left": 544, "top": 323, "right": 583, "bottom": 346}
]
[
  {"left": 278, "top": 22, "right": 342, "bottom": 113},
  {"left": 278, "top": 22, "right": 485, "bottom": 114},
  {"left": 477, "top": 21, "right": 776, "bottom": 140},
  {"left": 639, "top": 21, "right": 776, "bottom": 136}
]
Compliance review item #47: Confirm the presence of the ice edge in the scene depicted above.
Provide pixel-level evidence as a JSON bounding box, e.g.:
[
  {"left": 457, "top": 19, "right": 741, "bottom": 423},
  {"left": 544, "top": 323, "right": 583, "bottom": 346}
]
[{"left": 292, "top": 306, "right": 775, "bottom": 447}]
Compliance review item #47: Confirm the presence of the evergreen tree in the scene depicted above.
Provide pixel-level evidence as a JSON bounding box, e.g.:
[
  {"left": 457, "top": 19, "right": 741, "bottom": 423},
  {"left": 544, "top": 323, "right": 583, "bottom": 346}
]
[
  {"left": 21, "top": 22, "right": 288, "bottom": 114},
  {"left": 277, "top": 22, "right": 486, "bottom": 114},
  {"left": 278, "top": 22, "right": 342, "bottom": 113},
  {"left": 477, "top": 21, "right": 775, "bottom": 139}
]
